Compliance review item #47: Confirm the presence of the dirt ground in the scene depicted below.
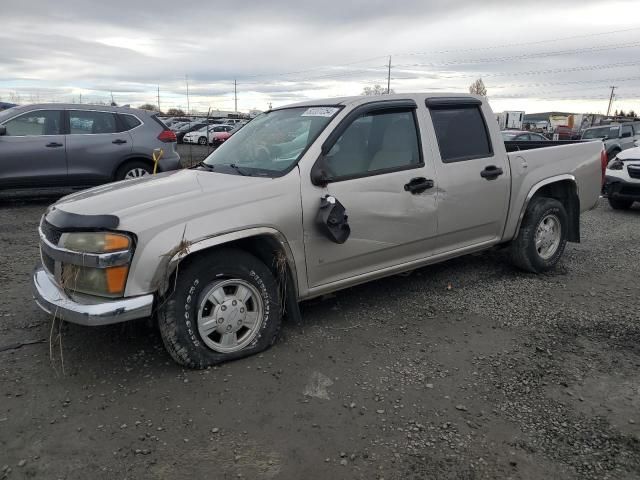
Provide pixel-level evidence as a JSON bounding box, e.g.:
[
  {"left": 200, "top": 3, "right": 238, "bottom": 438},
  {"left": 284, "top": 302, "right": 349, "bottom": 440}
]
[{"left": 0, "top": 196, "right": 639, "bottom": 480}]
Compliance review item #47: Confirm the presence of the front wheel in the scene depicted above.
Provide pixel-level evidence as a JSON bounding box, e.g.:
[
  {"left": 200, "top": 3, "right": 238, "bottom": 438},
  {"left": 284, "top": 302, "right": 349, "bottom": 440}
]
[
  {"left": 510, "top": 197, "right": 568, "bottom": 273},
  {"left": 158, "top": 248, "right": 282, "bottom": 368},
  {"left": 608, "top": 197, "right": 634, "bottom": 210},
  {"left": 198, "top": 136, "right": 207, "bottom": 145}
]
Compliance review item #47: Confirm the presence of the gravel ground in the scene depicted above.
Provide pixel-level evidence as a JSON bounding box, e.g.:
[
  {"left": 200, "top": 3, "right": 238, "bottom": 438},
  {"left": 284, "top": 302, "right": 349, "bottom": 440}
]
[{"left": 0, "top": 198, "right": 639, "bottom": 480}]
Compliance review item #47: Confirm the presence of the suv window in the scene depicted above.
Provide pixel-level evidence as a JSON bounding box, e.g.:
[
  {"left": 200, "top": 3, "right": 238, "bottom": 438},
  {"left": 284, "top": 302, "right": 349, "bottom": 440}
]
[
  {"left": 3, "top": 110, "right": 62, "bottom": 136},
  {"left": 430, "top": 106, "right": 493, "bottom": 162},
  {"left": 325, "top": 110, "right": 421, "bottom": 179},
  {"left": 69, "top": 110, "right": 117, "bottom": 134},
  {"left": 120, "top": 114, "right": 142, "bottom": 131},
  {"left": 621, "top": 125, "right": 633, "bottom": 137}
]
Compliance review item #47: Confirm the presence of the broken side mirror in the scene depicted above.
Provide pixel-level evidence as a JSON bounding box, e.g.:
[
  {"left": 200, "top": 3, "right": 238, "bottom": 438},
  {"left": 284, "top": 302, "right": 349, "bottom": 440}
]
[{"left": 316, "top": 195, "right": 350, "bottom": 244}]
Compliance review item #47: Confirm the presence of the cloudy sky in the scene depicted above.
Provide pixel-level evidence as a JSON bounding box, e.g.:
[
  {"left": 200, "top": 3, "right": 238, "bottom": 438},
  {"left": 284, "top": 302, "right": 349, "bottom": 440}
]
[{"left": 2, "top": 0, "right": 640, "bottom": 114}]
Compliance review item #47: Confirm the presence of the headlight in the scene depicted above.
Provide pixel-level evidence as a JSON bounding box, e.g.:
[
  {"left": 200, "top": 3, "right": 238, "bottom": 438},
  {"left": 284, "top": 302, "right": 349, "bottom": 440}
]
[
  {"left": 608, "top": 159, "right": 624, "bottom": 170},
  {"left": 60, "top": 232, "right": 130, "bottom": 253},
  {"left": 58, "top": 232, "right": 132, "bottom": 297},
  {"left": 61, "top": 264, "right": 129, "bottom": 298}
]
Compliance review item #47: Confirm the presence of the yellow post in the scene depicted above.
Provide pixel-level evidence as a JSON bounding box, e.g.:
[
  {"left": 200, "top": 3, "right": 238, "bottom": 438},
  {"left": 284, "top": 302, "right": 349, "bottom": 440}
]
[{"left": 152, "top": 148, "right": 164, "bottom": 174}]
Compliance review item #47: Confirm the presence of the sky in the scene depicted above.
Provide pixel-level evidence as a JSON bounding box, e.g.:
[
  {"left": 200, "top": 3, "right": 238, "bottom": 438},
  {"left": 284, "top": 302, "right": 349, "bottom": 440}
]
[{"left": 2, "top": 0, "right": 640, "bottom": 115}]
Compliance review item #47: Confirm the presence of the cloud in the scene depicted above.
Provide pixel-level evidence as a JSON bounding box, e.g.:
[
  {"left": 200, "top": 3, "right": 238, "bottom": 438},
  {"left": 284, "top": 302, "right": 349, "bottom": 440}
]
[{"left": 1, "top": 0, "right": 639, "bottom": 113}]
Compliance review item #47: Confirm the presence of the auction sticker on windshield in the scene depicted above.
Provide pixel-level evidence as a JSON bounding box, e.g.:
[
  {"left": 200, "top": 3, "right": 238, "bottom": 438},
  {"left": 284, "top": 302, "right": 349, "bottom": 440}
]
[{"left": 301, "top": 107, "right": 339, "bottom": 117}]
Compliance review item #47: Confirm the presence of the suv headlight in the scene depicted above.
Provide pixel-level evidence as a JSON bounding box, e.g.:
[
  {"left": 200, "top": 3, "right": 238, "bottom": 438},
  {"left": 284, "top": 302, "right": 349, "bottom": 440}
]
[
  {"left": 58, "top": 232, "right": 133, "bottom": 298},
  {"left": 607, "top": 159, "right": 624, "bottom": 170}
]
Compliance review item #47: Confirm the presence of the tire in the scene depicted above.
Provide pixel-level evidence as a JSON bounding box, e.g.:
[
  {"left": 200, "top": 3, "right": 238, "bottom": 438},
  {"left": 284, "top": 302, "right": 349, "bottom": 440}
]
[
  {"left": 608, "top": 197, "right": 634, "bottom": 210},
  {"left": 115, "top": 161, "right": 153, "bottom": 181},
  {"left": 607, "top": 149, "right": 621, "bottom": 161},
  {"left": 198, "top": 136, "right": 207, "bottom": 145},
  {"left": 158, "top": 248, "right": 282, "bottom": 368},
  {"left": 510, "top": 197, "right": 568, "bottom": 273}
]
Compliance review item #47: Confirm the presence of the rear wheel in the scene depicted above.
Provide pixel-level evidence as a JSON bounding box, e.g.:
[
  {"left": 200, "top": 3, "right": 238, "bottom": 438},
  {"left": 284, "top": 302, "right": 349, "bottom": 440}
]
[
  {"left": 116, "top": 161, "right": 153, "bottom": 181},
  {"left": 510, "top": 197, "right": 568, "bottom": 273},
  {"left": 608, "top": 197, "right": 634, "bottom": 210},
  {"left": 158, "top": 248, "right": 282, "bottom": 368},
  {"left": 198, "top": 136, "right": 207, "bottom": 145}
]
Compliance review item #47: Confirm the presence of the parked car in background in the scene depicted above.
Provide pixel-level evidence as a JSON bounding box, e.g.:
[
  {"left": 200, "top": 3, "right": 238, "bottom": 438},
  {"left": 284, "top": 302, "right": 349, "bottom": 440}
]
[
  {"left": 0, "top": 104, "right": 181, "bottom": 190},
  {"left": 175, "top": 122, "right": 208, "bottom": 143},
  {"left": 32, "top": 93, "right": 604, "bottom": 368},
  {"left": 501, "top": 130, "right": 549, "bottom": 142},
  {"left": 182, "top": 126, "right": 212, "bottom": 145},
  {"left": 603, "top": 145, "right": 640, "bottom": 210},
  {"left": 207, "top": 125, "right": 235, "bottom": 145},
  {"left": 210, "top": 124, "right": 245, "bottom": 146},
  {"left": 552, "top": 125, "right": 580, "bottom": 141},
  {"left": 582, "top": 124, "right": 637, "bottom": 160}
]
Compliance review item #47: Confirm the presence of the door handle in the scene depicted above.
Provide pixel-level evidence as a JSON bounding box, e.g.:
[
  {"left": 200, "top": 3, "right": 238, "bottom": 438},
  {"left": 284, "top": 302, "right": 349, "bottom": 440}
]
[
  {"left": 112, "top": 139, "right": 127, "bottom": 145},
  {"left": 45, "top": 142, "right": 63, "bottom": 148},
  {"left": 480, "top": 165, "right": 504, "bottom": 180},
  {"left": 404, "top": 177, "right": 434, "bottom": 194}
]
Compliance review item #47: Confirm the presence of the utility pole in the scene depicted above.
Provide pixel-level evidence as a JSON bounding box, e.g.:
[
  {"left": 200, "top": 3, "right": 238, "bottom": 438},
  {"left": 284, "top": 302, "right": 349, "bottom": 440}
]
[
  {"left": 185, "top": 75, "right": 190, "bottom": 115},
  {"left": 79, "top": 92, "right": 82, "bottom": 104},
  {"left": 387, "top": 56, "right": 392, "bottom": 94},
  {"left": 234, "top": 79, "right": 238, "bottom": 114},
  {"left": 606, "top": 86, "right": 617, "bottom": 117},
  {"left": 157, "top": 85, "right": 161, "bottom": 113}
]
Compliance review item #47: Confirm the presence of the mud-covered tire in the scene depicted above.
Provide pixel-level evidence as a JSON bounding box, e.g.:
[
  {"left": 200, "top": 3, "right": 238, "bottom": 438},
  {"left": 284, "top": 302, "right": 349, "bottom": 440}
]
[
  {"left": 158, "top": 248, "right": 282, "bottom": 368},
  {"left": 510, "top": 197, "right": 568, "bottom": 273},
  {"left": 608, "top": 197, "right": 634, "bottom": 210}
]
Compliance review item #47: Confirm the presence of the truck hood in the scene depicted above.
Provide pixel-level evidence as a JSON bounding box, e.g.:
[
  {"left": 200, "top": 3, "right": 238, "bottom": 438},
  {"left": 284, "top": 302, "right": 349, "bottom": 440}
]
[{"left": 53, "top": 169, "right": 274, "bottom": 226}]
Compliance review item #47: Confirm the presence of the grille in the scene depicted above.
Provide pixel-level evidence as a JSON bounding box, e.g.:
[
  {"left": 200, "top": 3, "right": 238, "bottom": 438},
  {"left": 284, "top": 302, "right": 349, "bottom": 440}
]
[
  {"left": 41, "top": 220, "right": 62, "bottom": 245},
  {"left": 627, "top": 165, "right": 640, "bottom": 180}
]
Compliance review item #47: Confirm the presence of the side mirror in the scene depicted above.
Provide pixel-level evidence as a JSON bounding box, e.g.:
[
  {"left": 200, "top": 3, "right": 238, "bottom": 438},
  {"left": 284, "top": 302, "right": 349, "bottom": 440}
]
[
  {"left": 310, "top": 154, "right": 333, "bottom": 187},
  {"left": 0, "top": 126, "right": 6, "bottom": 136}
]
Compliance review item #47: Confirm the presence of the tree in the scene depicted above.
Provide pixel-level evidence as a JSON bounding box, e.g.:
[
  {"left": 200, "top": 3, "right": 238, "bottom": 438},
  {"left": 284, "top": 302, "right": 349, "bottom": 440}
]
[
  {"left": 628, "top": 110, "right": 636, "bottom": 118},
  {"left": 469, "top": 78, "right": 487, "bottom": 96},
  {"left": 618, "top": 109, "right": 626, "bottom": 117},
  {"left": 361, "top": 84, "right": 395, "bottom": 96},
  {"left": 166, "top": 108, "right": 186, "bottom": 116},
  {"left": 139, "top": 103, "right": 160, "bottom": 112}
]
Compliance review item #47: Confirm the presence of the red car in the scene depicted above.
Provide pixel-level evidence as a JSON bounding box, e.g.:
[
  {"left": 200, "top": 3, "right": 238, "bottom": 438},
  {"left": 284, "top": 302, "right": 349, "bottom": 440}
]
[{"left": 212, "top": 123, "right": 245, "bottom": 146}]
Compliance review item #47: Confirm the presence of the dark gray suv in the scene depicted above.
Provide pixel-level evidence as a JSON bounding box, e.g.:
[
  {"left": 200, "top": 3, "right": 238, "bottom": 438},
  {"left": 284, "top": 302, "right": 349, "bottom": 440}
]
[{"left": 0, "top": 104, "right": 181, "bottom": 190}]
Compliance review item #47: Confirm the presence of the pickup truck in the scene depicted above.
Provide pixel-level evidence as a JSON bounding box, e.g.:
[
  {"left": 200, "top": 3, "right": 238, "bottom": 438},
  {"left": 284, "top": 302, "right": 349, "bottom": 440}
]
[
  {"left": 581, "top": 123, "right": 638, "bottom": 160},
  {"left": 32, "top": 93, "right": 605, "bottom": 368}
]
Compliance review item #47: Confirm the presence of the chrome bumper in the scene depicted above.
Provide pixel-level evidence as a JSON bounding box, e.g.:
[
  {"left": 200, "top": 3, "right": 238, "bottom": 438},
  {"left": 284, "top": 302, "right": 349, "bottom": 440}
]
[{"left": 32, "top": 266, "right": 154, "bottom": 326}]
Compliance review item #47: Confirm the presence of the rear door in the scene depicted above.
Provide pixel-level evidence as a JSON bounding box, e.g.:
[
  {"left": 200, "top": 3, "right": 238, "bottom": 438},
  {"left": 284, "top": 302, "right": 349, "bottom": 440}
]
[
  {"left": 65, "top": 109, "right": 132, "bottom": 185},
  {"left": 0, "top": 109, "right": 67, "bottom": 188},
  {"left": 620, "top": 124, "right": 635, "bottom": 150},
  {"left": 425, "top": 98, "right": 510, "bottom": 253}
]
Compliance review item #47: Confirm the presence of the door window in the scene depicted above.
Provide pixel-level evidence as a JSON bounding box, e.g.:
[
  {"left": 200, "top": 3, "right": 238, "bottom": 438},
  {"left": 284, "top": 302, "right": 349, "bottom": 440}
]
[
  {"left": 324, "top": 110, "right": 421, "bottom": 179},
  {"left": 69, "top": 110, "right": 117, "bottom": 134},
  {"left": 621, "top": 125, "right": 633, "bottom": 138},
  {"left": 429, "top": 106, "right": 493, "bottom": 162},
  {"left": 3, "top": 110, "right": 62, "bottom": 136}
]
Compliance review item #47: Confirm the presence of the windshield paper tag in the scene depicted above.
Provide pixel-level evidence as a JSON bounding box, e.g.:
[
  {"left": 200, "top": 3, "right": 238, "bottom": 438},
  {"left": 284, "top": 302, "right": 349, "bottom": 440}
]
[{"left": 302, "top": 107, "right": 339, "bottom": 117}]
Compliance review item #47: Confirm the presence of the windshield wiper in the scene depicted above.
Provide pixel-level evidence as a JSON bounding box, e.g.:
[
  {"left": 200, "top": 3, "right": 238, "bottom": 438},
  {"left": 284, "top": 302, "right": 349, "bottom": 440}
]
[
  {"left": 228, "top": 164, "right": 252, "bottom": 176},
  {"left": 193, "top": 161, "right": 215, "bottom": 171}
]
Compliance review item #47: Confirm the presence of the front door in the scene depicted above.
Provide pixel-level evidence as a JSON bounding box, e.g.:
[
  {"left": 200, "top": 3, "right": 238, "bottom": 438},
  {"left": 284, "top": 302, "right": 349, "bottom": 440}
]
[
  {"left": 65, "top": 109, "right": 132, "bottom": 185},
  {"left": 0, "top": 109, "right": 67, "bottom": 189},
  {"left": 426, "top": 100, "right": 511, "bottom": 253},
  {"left": 301, "top": 104, "right": 438, "bottom": 288}
]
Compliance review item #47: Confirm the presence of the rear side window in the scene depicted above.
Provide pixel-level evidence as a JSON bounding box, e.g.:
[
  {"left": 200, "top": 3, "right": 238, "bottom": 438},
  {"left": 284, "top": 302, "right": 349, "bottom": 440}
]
[
  {"left": 3, "top": 110, "right": 62, "bottom": 136},
  {"left": 621, "top": 125, "right": 633, "bottom": 137},
  {"left": 69, "top": 110, "right": 117, "bottom": 134},
  {"left": 430, "top": 106, "right": 493, "bottom": 162},
  {"left": 120, "top": 114, "right": 142, "bottom": 131}
]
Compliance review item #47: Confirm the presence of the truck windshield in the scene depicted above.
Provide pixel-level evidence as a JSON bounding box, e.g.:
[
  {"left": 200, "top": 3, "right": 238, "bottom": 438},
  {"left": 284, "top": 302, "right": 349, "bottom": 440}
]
[
  {"left": 582, "top": 126, "right": 619, "bottom": 139},
  {"left": 202, "top": 106, "right": 340, "bottom": 176}
]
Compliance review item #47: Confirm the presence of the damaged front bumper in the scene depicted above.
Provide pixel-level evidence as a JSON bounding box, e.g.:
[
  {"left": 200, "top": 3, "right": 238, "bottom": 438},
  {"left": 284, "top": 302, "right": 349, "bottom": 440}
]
[
  {"left": 602, "top": 175, "right": 640, "bottom": 201},
  {"left": 32, "top": 266, "right": 154, "bottom": 326}
]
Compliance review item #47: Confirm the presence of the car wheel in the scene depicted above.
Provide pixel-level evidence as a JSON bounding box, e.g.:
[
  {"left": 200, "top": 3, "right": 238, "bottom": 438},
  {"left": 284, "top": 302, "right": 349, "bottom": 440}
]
[
  {"left": 116, "top": 161, "right": 153, "bottom": 181},
  {"left": 198, "top": 136, "right": 207, "bottom": 145},
  {"left": 158, "top": 248, "right": 283, "bottom": 368},
  {"left": 510, "top": 197, "right": 568, "bottom": 273},
  {"left": 608, "top": 197, "right": 634, "bottom": 210},
  {"left": 607, "top": 149, "right": 621, "bottom": 161}
]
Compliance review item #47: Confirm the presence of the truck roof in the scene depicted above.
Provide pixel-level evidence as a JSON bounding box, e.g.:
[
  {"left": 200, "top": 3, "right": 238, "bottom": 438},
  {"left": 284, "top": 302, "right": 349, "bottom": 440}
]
[{"left": 282, "top": 92, "right": 484, "bottom": 108}]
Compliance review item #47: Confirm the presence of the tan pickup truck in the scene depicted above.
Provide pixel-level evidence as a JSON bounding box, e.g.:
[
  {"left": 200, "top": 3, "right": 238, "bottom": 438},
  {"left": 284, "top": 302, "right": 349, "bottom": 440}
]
[{"left": 33, "top": 93, "right": 605, "bottom": 368}]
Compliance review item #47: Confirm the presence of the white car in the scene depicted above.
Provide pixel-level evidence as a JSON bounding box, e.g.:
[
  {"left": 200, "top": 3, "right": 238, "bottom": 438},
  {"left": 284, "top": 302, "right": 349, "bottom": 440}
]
[
  {"left": 183, "top": 125, "right": 234, "bottom": 145},
  {"left": 603, "top": 145, "right": 640, "bottom": 210},
  {"left": 207, "top": 125, "right": 234, "bottom": 144}
]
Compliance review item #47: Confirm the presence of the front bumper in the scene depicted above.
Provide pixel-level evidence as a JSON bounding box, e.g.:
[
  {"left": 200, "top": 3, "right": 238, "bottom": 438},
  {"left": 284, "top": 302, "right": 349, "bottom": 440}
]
[
  {"left": 32, "top": 266, "right": 154, "bottom": 326},
  {"left": 603, "top": 175, "right": 640, "bottom": 200}
]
